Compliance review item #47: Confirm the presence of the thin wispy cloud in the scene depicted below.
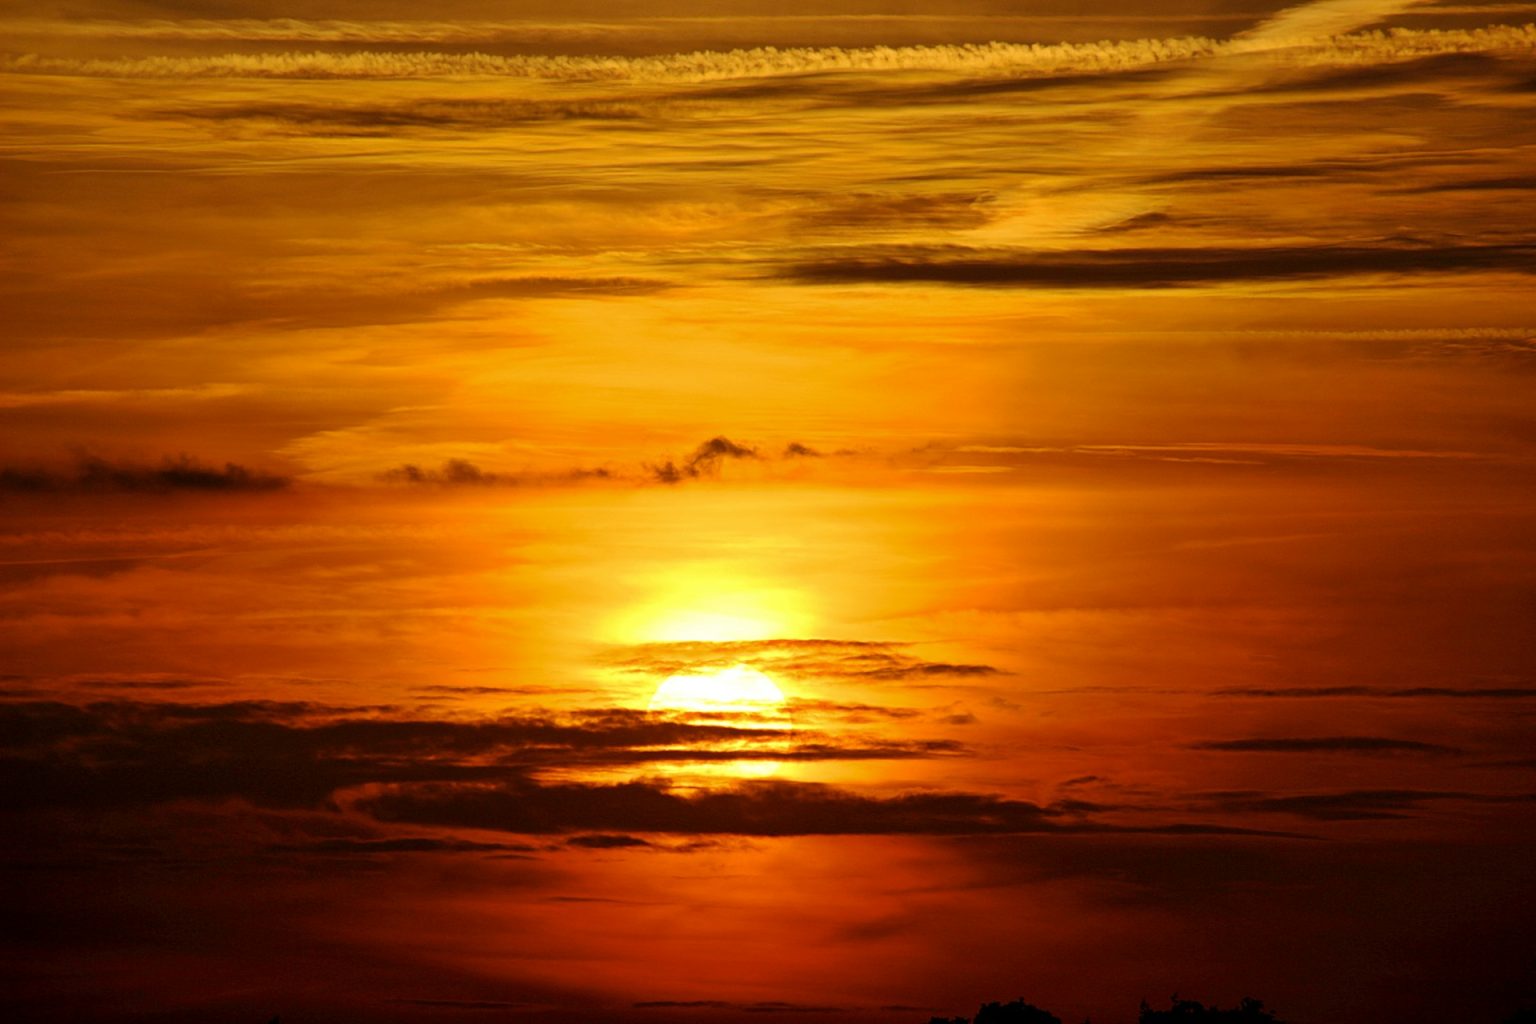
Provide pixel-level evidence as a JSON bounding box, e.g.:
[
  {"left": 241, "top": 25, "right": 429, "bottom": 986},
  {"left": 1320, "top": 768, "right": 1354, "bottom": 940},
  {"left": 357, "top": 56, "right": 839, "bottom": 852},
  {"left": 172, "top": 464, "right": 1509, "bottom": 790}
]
[
  {"left": 1190, "top": 736, "right": 1463, "bottom": 754},
  {"left": 1215, "top": 685, "right": 1536, "bottom": 698},
  {"left": 5, "top": 26, "right": 1529, "bottom": 80},
  {"left": 1204, "top": 789, "right": 1535, "bottom": 819},
  {"left": 609, "top": 639, "right": 1004, "bottom": 684},
  {"left": 1230, "top": 0, "right": 1440, "bottom": 49}
]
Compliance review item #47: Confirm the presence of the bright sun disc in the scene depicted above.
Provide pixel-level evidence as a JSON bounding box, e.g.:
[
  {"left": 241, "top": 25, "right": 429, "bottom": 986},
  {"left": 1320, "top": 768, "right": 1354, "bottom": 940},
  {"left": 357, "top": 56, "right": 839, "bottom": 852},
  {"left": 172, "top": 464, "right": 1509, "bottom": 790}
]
[{"left": 648, "top": 665, "right": 790, "bottom": 727}]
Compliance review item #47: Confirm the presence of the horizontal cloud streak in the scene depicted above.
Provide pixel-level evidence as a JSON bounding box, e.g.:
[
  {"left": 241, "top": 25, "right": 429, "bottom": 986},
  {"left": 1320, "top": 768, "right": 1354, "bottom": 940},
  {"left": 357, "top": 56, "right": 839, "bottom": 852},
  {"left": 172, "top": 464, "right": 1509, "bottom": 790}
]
[
  {"left": 269, "top": 836, "right": 538, "bottom": 854},
  {"left": 4, "top": 26, "right": 1530, "bottom": 81},
  {"left": 783, "top": 242, "right": 1536, "bottom": 289},
  {"left": 1191, "top": 736, "right": 1461, "bottom": 754},
  {"left": 611, "top": 638, "right": 1003, "bottom": 683},
  {"left": 1215, "top": 686, "right": 1536, "bottom": 698},
  {"left": 0, "top": 457, "right": 289, "bottom": 494},
  {"left": 356, "top": 777, "right": 1298, "bottom": 838},
  {"left": 378, "top": 459, "right": 613, "bottom": 487},
  {"left": 159, "top": 98, "right": 655, "bottom": 129},
  {"left": 1206, "top": 789, "right": 1534, "bottom": 819},
  {"left": 0, "top": 700, "right": 968, "bottom": 810}
]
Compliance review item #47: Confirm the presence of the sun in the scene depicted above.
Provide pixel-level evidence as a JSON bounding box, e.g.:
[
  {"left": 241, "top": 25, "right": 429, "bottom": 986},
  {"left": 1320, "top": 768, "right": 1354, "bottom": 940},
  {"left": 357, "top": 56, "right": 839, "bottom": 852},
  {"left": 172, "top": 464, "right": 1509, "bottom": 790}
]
[
  {"left": 647, "top": 664, "right": 792, "bottom": 778},
  {"left": 648, "top": 664, "right": 791, "bottom": 728}
]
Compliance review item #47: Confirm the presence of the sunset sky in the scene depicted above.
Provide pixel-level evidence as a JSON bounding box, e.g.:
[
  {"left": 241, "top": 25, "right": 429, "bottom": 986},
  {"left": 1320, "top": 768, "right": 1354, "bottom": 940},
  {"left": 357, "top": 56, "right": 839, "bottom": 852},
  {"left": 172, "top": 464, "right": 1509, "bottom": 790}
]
[{"left": 2, "top": 0, "right": 1535, "bottom": 1021}]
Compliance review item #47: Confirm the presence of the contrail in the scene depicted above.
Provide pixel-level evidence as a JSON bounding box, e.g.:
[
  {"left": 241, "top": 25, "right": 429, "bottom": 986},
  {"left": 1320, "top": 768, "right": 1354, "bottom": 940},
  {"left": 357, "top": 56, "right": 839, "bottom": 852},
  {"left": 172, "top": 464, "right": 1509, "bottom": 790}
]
[
  {"left": 975, "top": 0, "right": 1444, "bottom": 242},
  {"left": 1235, "top": 0, "right": 1440, "bottom": 50}
]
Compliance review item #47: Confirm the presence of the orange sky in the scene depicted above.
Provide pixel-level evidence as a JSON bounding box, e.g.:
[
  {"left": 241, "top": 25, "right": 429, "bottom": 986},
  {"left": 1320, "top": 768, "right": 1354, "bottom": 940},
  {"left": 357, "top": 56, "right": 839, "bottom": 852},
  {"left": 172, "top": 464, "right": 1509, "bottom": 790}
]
[{"left": 2, "top": 1, "right": 1535, "bottom": 1022}]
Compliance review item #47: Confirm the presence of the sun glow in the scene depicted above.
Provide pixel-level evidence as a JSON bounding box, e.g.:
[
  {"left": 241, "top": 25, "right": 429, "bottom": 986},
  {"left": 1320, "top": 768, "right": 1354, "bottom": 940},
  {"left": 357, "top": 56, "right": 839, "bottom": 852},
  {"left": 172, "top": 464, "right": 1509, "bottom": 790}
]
[
  {"left": 648, "top": 664, "right": 792, "bottom": 779},
  {"left": 606, "top": 561, "right": 811, "bottom": 645},
  {"left": 647, "top": 610, "right": 782, "bottom": 644},
  {"left": 648, "top": 665, "right": 790, "bottom": 723}
]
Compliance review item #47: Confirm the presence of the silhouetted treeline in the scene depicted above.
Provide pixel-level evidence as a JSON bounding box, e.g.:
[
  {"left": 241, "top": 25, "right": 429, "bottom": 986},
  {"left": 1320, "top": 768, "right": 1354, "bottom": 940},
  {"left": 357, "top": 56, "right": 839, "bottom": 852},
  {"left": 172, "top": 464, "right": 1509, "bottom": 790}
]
[{"left": 1138, "top": 997, "right": 1280, "bottom": 1022}]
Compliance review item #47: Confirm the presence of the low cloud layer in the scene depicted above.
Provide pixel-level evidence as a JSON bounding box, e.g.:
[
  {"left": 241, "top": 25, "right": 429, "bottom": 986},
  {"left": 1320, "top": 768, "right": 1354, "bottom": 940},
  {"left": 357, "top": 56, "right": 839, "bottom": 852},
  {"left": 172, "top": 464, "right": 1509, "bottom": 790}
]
[
  {"left": 0, "top": 699, "right": 971, "bottom": 814},
  {"left": 1190, "top": 736, "right": 1462, "bottom": 754},
  {"left": 1204, "top": 788, "right": 1535, "bottom": 820},
  {"left": 1215, "top": 685, "right": 1536, "bottom": 699},
  {"left": 610, "top": 638, "right": 1003, "bottom": 684},
  {"left": 354, "top": 777, "right": 1292, "bottom": 838},
  {"left": 0, "top": 456, "right": 289, "bottom": 494},
  {"left": 784, "top": 242, "right": 1536, "bottom": 289},
  {"left": 6, "top": 696, "right": 1522, "bottom": 843}
]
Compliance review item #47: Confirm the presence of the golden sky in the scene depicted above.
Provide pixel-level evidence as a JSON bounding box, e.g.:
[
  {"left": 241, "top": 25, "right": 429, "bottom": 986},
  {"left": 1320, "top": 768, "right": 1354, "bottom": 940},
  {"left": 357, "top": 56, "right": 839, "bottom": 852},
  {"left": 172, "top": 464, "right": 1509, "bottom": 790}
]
[{"left": 2, "top": 1, "right": 1535, "bottom": 1022}]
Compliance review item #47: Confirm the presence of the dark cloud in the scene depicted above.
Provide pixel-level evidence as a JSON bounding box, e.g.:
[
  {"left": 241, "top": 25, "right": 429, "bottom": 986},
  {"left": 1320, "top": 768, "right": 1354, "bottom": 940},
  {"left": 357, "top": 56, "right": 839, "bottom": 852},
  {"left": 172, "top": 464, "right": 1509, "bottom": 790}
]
[
  {"left": 0, "top": 701, "right": 110, "bottom": 747},
  {"left": 380, "top": 435, "right": 851, "bottom": 489},
  {"left": 634, "top": 1000, "right": 845, "bottom": 1013},
  {"left": 1140, "top": 164, "right": 1346, "bottom": 186},
  {"left": 554, "top": 740, "right": 969, "bottom": 765},
  {"left": 1190, "top": 736, "right": 1462, "bottom": 755},
  {"left": 1233, "top": 51, "right": 1514, "bottom": 97},
  {"left": 4, "top": 698, "right": 754, "bottom": 746},
  {"left": 648, "top": 436, "right": 760, "bottom": 483},
  {"left": 412, "top": 684, "right": 572, "bottom": 696},
  {"left": 612, "top": 638, "right": 1003, "bottom": 683},
  {"left": 782, "top": 242, "right": 1536, "bottom": 289},
  {"left": 157, "top": 98, "right": 652, "bottom": 133},
  {"left": 1215, "top": 685, "right": 1536, "bottom": 699},
  {"left": 0, "top": 455, "right": 288, "bottom": 494},
  {"left": 1060, "top": 775, "right": 1105, "bottom": 788},
  {"left": 909, "top": 663, "right": 999, "bottom": 678},
  {"left": 391, "top": 999, "right": 532, "bottom": 1010},
  {"left": 0, "top": 699, "right": 964, "bottom": 811},
  {"left": 624, "top": 638, "right": 888, "bottom": 655},
  {"left": 271, "top": 837, "right": 538, "bottom": 855},
  {"left": 1394, "top": 176, "right": 1536, "bottom": 194},
  {"left": 1204, "top": 789, "right": 1535, "bottom": 821},
  {"left": 79, "top": 678, "right": 216, "bottom": 691},
  {"left": 775, "top": 740, "right": 968, "bottom": 760},
  {"left": 378, "top": 459, "right": 613, "bottom": 487},
  {"left": 379, "top": 458, "right": 517, "bottom": 486},
  {"left": 783, "top": 699, "right": 924, "bottom": 720},
  {"left": 0, "top": 555, "right": 168, "bottom": 589},
  {"left": 566, "top": 833, "right": 653, "bottom": 849},
  {"left": 356, "top": 777, "right": 1298, "bottom": 838}
]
